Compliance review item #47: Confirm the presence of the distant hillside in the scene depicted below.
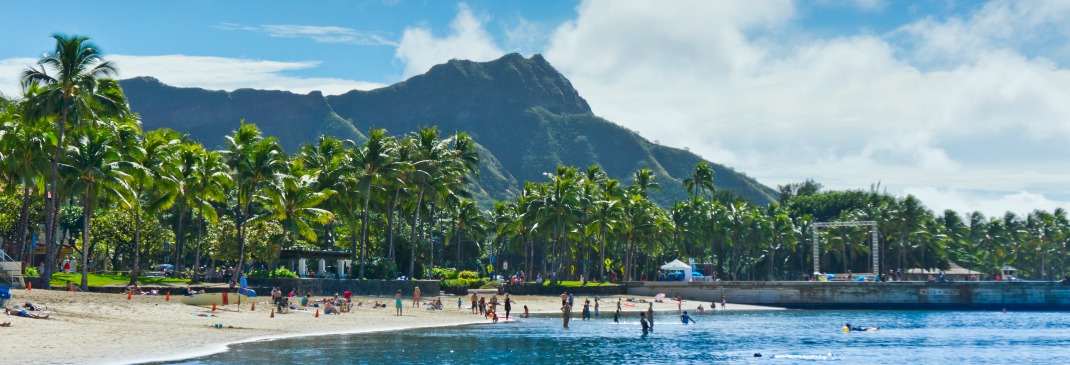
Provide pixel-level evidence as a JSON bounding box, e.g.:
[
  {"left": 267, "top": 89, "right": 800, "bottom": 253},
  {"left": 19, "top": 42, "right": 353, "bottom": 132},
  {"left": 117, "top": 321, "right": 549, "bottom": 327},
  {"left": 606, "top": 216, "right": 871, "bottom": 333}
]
[{"left": 120, "top": 54, "right": 777, "bottom": 206}]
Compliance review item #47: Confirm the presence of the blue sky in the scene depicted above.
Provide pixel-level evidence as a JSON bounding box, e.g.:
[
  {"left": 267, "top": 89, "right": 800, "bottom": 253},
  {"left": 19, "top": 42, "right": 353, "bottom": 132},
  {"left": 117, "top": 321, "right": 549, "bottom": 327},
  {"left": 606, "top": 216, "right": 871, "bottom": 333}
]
[{"left": 3, "top": 0, "right": 1070, "bottom": 217}]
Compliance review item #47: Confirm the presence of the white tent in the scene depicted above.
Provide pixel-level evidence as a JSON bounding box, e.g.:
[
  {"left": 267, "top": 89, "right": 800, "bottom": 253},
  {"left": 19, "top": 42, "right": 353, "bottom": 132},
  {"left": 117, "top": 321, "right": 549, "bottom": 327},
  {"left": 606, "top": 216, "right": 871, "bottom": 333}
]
[{"left": 661, "top": 259, "right": 693, "bottom": 281}]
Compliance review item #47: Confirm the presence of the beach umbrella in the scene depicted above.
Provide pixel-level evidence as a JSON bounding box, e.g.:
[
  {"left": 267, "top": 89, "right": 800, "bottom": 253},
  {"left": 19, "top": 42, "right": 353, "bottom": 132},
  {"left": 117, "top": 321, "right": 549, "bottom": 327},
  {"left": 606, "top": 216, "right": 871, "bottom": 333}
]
[{"left": 655, "top": 293, "right": 666, "bottom": 301}]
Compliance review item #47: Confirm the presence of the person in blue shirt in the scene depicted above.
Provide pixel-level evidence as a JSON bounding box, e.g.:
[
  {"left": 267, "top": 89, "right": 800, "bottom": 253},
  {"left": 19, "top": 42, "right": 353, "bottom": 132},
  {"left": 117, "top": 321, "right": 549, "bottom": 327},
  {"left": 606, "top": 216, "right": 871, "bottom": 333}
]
[
  {"left": 640, "top": 312, "right": 650, "bottom": 335},
  {"left": 681, "top": 311, "right": 696, "bottom": 325}
]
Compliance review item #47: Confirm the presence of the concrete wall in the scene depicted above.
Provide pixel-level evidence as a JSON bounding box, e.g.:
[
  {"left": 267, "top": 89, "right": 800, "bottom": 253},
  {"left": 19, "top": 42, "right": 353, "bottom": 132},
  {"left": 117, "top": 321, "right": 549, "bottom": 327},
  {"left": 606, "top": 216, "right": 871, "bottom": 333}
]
[
  {"left": 249, "top": 278, "right": 439, "bottom": 298},
  {"left": 628, "top": 281, "right": 1070, "bottom": 310}
]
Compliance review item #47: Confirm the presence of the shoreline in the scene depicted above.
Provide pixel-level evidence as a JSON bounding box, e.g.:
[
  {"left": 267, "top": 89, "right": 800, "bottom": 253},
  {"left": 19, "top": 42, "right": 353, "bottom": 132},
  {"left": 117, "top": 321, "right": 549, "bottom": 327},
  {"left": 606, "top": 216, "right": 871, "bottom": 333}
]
[{"left": 2, "top": 288, "right": 779, "bottom": 364}]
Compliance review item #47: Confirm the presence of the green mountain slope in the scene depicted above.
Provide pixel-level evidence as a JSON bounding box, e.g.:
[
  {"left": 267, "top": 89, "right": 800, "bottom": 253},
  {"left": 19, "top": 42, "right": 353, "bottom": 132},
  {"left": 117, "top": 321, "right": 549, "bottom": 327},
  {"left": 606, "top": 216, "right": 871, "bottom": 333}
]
[{"left": 120, "top": 54, "right": 776, "bottom": 206}]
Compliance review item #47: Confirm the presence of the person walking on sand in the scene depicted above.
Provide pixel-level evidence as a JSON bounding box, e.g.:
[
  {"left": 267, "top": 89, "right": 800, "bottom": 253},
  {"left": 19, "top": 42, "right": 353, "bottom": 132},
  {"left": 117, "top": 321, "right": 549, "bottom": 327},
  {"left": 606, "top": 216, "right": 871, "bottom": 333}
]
[
  {"left": 471, "top": 293, "right": 478, "bottom": 314},
  {"left": 647, "top": 302, "right": 655, "bottom": 331},
  {"left": 412, "top": 286, "right": 421, "bottom": 308},
  {"left": 395, "top": 290, "right": 403, "bottom": 316}
]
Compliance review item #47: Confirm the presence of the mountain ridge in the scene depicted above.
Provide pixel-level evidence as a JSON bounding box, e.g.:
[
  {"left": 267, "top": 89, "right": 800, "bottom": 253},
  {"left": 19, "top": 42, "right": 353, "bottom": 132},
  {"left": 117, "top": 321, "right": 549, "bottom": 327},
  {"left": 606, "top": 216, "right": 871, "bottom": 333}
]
[{"left": 119, "top": 53, "right": 777, "bottom": 206}]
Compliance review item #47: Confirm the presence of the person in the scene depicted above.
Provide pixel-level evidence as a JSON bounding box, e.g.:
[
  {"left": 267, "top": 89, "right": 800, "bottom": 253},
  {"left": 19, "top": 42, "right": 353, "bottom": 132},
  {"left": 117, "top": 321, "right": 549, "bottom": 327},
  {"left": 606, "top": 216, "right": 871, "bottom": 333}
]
[
  {"left": 394, "top": 290, "right": 403, "bottom": 316},
  {"left": 412, "top": 286, "right": 421, "bottom": 308},
  {"left": 721, "top": 295, "right": 726, "bottom": 310},
  {"left": 471, "top": 293, "right": 478, "bottom": 314},
  {"left": 681, "top": 311, "right": 696, "bottom": 325},
  {"left": 343, "top": 290, "right": 352, "bottom": 302},
  {"left": 568, "top": 293, "right": 575, "bottom": 308},
  {"left": 6, "top": 308, "right": 48, "bottom": 319},
  {"left": 479, "top": 297, "right": 487, "bottom": 317},
  {"left": 613, "top": 308, "right": 621, "bottom": 323},
  {"left": 561, "top": 303, "right": 571, "bottom": 328},
  {"left": 457, "top": 297, "right": 463, "bottom": 310},
  {"left": 697, "top": 304, "right": 705, "bottom": 313},
  {"left": 504, "top": 294, "right": 512, "bottom": 319},
  {"left": 301, "top": 294, "right": 311, "bottom": 307},
  {"left": 580, "top": 274, "right": 585, "bottom": 286},
  {"left": 522, "top": 305, "right": 530, "bottom": 318},
  {"left": 582, "top": 300, "right": 591, "bottom": 320},
  {"left": 560, "top": 292, "right": 568, "bottom": 306},
  {"left": 647, "top": 303, "right": 655, "bottom": 331},
  {"left": 271, "top": 287, "right": 281, "bottom": 304},
  {"left": 617, "top": 298, "right": 622, "bottom": 312},
  {"left": 640, "top": 312, "right": 649, "bottom": 335},
  {"left": 594, "top": 299, "right": 600, "bottom": 318}
]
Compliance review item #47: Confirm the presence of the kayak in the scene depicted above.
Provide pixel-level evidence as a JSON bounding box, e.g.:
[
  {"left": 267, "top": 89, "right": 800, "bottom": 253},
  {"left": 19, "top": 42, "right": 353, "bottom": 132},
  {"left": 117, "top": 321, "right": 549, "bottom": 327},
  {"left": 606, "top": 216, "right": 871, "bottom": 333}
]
[{"left": 842, "top": 326, "right": 878, "bottom": 332}]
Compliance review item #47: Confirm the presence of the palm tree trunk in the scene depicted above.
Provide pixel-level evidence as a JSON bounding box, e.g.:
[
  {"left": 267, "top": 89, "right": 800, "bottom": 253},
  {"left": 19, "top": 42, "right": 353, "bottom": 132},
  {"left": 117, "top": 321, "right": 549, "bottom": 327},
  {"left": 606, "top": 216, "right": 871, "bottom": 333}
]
[
  {"left": 360, "top": 190, "right": 372, "bottom": 280},
  {"left": 175, "top": 204, "right": 187, "bottom": 277},
  {"left": 387, "top": 188, "right": 400, "bottom": 259},
  {"left": 408, "top": 189, "right": 423, "bottom": 279},
  {"left": 235, "top": 208, "right": 248, "bottom": 281},
  {"left": 428, "top": 205, "right": 436, "bottom": 270},
  {"left": 15, "top": 184, "right": 32, "bottom": 263},
  {"left": 130, "top": 206, "right": 142, "bottom": 285},
  {"left": 41, "top": 112, "right": 68, "bottom": 290},
  {"left": 81, "top": 196, "right": 92, "bottom": 290},
  {"left": 192, "top": 201, "right": 205, "bottom": 283}
]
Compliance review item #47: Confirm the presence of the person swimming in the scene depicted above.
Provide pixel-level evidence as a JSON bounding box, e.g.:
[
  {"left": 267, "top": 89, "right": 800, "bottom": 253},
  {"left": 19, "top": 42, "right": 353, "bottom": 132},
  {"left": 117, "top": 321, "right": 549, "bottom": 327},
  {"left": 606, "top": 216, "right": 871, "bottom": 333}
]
[
  {"left": 681, "top": 311, "right": 696, "bottom": 325},
  {"left": 843, "top": 323, "right": 872, "bottom": 332}
]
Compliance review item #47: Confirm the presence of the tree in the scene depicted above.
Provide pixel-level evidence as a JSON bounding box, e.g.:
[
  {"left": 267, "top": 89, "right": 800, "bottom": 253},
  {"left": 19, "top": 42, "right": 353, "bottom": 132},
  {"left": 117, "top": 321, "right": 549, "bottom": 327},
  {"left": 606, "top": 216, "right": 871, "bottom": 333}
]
[
  {"left": 61, "top": 124, "right": 134, "bottom": 289},
  {"left": 683, "top": 162, "right": 715, "bottom": 199},
  {"left": 189, "top": 148, "right": 229, "bottom": 283},
  {"left": 21, "top": 34, "right": 128, "bottom": 288},
  {"left": 223, "top": 122, "right": 287, "bottom": 279},
  {"left": 122, "top": 128, "right": 180, "bottom": 285},
  {"left": 351, "top": 129, "right": 400, "bottom": 279},
  {"left": 0, "top": 91, "right": 49, "bottom": 263}
]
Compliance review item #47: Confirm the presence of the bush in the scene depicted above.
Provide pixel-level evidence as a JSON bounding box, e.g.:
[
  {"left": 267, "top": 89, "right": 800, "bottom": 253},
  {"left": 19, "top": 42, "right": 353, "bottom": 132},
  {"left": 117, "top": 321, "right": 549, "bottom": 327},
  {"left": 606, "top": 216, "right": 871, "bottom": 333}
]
[
  {"left": 480, "top": 280, "right": 501, "bottom": 289},
  {"left": 247, "top": 268, "right": 299, "bottom": 279},
  {"left": 442, "top": 278, "right": 486, "bottom": 289},
  {"left": 365, "top": 257, "right": 400, "bottom": 280},
  {"left": 25, "top": 267, "right": 39, "bottom": 277},
  {"left": 457, "top": 270, "right": 479, "bottom": 280},
  {"left": 430, "top": 267, "right": 458, "bottom": 280}
]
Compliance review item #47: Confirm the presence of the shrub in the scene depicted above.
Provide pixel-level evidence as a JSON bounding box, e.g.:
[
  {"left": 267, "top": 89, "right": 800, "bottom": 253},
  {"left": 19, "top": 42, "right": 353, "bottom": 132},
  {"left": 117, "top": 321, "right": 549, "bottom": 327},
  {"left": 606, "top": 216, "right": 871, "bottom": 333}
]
[
  {"left": 457, "top": 270, "right": 479, "bottom": 280},
  {"left": 269, "top": 267, "right": 299, "bottom": 278},
  {"left": 366, "top": 257, "right": 400, "bottom": 280},
  {"left": 480, "top": 280, "right": 501, "bottom": 289},
  {"left": 442, "top": 278, "right": 486, "bottom": 289},
  {"left": 430, "top": 267, "right": 458, "bottom": 280},
  {"left": 25, "top": 267, "right": 39, "bottom": 277}
]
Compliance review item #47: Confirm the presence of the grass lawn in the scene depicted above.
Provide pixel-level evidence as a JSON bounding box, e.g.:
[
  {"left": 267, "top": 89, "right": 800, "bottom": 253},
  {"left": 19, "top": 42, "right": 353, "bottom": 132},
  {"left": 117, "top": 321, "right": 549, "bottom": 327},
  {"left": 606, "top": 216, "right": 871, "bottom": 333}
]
[{"left": 50, "top": 273, "right": 190, "bottom": 287}]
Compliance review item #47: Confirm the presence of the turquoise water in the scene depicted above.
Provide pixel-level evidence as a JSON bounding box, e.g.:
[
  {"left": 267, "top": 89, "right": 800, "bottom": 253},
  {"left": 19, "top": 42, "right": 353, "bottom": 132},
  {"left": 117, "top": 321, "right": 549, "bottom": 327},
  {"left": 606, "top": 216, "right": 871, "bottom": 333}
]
[{"left": 166, "top": 310, "right": 1070, "bottom": 364}]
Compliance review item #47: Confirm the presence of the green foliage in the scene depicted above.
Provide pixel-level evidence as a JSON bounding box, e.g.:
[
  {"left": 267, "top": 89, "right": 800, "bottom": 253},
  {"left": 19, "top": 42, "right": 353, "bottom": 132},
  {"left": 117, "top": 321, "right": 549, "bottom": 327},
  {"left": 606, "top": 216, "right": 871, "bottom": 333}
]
[
  {"left": 247, "top": 267, "right": 299, "bottom": 279},
  {"left": 49, "top": 273, "right": 189, "bottom": 287},
  {"left": 442, "top": 277, "right": 487, "bottom": 289},
  {"left": 207, "top": 217, "right": 284, "bottom": 263},
  {"left": 365, "top": 257, "right": 400, "bottom": 280},
  {"left": 457, "top": 270, "right": 479, "bottom": 280},
  {"left": 480, "top": 280, "right": 501, "bottom": 289},
  {"left": 25, "top": 267, "right": 39, "bottom": 277},
  {"left": 430, "top": 267, "right": 458, "bottom": 280}
]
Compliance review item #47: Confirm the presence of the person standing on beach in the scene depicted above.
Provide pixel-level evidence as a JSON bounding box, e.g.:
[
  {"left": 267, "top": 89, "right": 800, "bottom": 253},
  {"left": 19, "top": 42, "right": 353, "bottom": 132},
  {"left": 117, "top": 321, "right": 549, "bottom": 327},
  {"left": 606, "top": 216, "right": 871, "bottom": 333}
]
[
  {"left": 647, "top": 303, "right": 655, "bottom": 331},
  {"left": 721, "top": 295, "right": 726, "bottom": 310},
  {"left": 395, "top": 290, "right": 403, "bottom": 316},
  {"left": 458, "top": 297, "right": 463, "bottom": 310},
  {"left": 413, "top": 286, "right": 421, "bottom": 308},
  {"left": 471, "top": 293, "right": 478, "bottom": 314},
  {"left": 617, "top": 298, "right": 622, "bottom": 312}
]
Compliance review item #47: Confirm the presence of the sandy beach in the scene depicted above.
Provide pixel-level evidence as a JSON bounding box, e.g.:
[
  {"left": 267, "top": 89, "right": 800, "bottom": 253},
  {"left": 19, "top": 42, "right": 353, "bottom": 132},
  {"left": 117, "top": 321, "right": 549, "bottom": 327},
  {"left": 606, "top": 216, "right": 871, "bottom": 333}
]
[{"left": 1, "top": 287, "right": 780, "bottom": 364}]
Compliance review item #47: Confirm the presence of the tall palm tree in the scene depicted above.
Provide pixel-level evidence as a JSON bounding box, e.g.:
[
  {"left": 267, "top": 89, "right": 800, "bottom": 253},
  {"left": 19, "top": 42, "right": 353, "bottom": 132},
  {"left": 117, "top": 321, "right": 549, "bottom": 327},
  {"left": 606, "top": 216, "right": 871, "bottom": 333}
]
[
  {"left": 190, "top": 148, "right": 230, "bottom": 283},
  {"left": 683, "top": 162, "right": 715, "bottom": 199},
  {"left": 449, "top": 198, "right": 482, "bottom": 270},
  {"left": 268, "top": 169, "right": 335, "bottom": 252},
  {"left": 61, "top": 125, "right": 134, "bottom": 289},
  {"left": 223, "top": 122, "right": 287, "bottom": 279},
  {"left": 121, "top": 128, "right": 181, "bottom": 284},
  {"left": 351, "top": 129, "right": 400, "bottom": 279},
  {"left": 0, "top": 92, "right": 49, "bottom": 263},
  {"left": 21, "top": 34, "right": 128, "bottom": 287}
]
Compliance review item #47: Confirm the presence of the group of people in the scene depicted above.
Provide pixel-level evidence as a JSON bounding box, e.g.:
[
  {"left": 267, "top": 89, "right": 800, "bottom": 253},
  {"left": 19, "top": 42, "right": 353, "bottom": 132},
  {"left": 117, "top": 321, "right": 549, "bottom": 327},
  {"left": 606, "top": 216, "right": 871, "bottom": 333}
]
[
  {"left": 4, "top": 302, "right": 49, "bottom": 320},
  {"left": 470, "top": 293, "right": 516, "bottom": 321}
]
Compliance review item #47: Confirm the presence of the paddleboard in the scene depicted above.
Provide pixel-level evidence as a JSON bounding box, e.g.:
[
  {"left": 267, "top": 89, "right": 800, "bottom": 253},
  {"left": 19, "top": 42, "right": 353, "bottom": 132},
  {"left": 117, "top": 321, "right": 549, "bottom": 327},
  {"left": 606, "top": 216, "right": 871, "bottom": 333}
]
[{"left": 180, "top": 292, "right": 253, "bottom": 307}]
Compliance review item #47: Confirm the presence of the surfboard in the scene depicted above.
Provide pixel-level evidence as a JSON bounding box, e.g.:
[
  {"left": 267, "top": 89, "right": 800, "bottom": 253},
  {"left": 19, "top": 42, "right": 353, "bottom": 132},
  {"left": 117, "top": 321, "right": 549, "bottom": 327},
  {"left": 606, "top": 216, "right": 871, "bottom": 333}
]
[{"left": 180, "top": 292, "right": 254, "bottom": 307}]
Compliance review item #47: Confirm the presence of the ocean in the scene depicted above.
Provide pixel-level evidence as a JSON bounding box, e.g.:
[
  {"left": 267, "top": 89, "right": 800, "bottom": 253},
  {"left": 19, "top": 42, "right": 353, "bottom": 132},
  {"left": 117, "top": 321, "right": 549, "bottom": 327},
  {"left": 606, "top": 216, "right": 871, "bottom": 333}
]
[{"left": 163, "top": 309, "right": 1070, "bottom": 364}]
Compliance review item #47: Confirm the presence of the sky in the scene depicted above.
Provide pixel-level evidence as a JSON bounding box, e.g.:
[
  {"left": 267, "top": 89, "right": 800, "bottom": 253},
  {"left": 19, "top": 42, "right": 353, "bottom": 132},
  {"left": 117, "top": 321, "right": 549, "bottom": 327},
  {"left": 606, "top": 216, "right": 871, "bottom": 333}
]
[{"left": 2, "top": 0, "right": 1069, "bottom": 218}]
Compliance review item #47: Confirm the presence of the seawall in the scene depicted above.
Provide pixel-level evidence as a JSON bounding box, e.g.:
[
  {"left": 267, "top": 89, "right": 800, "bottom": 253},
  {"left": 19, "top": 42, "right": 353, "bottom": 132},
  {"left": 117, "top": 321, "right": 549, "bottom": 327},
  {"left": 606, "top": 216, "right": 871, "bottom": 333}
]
[
  {"left": 248, "top": 278, "right": 439, "bottom": 298},
  {"left": 627, "top": 281, "right": 1070, "bottom": 310}
]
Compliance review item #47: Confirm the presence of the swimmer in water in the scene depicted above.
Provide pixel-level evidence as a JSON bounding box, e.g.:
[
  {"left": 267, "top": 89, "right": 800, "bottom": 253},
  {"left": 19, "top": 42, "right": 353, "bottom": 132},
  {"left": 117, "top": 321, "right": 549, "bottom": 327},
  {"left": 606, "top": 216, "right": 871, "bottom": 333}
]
[
  {"left": 681, "top": 311, "right": 696, "bottom": 325},
  {"left": 640, "top": 312, "right": 650, "bottom": 335}
]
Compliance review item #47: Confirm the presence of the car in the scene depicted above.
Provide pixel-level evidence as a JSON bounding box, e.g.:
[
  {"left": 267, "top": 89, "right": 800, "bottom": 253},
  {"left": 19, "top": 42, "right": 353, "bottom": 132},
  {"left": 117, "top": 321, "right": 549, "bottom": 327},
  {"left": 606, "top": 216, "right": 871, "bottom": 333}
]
[{"left": 149, "top": 264, "right": 175, "bottom": 278}]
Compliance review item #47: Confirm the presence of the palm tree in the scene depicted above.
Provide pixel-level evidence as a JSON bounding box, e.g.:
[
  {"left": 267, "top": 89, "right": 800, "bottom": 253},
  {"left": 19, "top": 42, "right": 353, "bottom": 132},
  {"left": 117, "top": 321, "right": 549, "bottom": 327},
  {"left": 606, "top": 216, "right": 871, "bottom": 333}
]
[
  {"left": 121, "top": 128, "right": 182, "bottom": 284},
  {"left": 223, "top": 122, "right": 287, "bottom": 279},
  {"left": 61, "top": 125, "right": 134, "bottom": 290},
  {"left": 449, "top": 198, "right": 482, "bottom": 270},
  {"left": 21, "top": 34, "right": 128, "bottom": 288},
  {"left": 0, "top": 91, "right": 49, "bottom": 263},
  {"left": 631, "top": 168, "right": 660, "bottom": 198},
  {"left": 351, "top": 129, "right": 400, "bottom": 279},
  {"left": 190, "top": 148, "right": 229, "bottom": 283},
  {"left": 268, "top": 169, "right": 335, "bottom": 252},
  {"left": 683, "top": 162, "right": 715, "bottom": 199}
]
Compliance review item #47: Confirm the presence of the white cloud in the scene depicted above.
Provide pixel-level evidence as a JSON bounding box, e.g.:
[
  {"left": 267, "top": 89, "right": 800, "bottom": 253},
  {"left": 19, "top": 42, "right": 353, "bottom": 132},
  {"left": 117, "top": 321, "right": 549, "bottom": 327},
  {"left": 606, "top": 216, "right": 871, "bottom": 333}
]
[
  {"left": 394, "top": 3, "right": 505, "bottom": 77},
  {"left": 1, "top": 55, "right": 385, "bottom": 97},
  {"left": 903, "top": 187, "right": 1070, "bottom": 217},
  {"left": 217, "top": 23, "right": 397, "bottom": 46},
  {"left": 533, "top": 0, "right": 1070, "bottom": 215}
]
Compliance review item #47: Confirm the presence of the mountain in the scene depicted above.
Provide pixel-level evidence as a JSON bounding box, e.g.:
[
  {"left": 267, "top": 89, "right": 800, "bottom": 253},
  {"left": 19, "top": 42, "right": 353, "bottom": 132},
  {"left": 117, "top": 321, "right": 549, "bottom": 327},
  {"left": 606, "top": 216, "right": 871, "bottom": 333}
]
[{"left": 119, "top": 53, "right": 777, "bottom": 206}]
